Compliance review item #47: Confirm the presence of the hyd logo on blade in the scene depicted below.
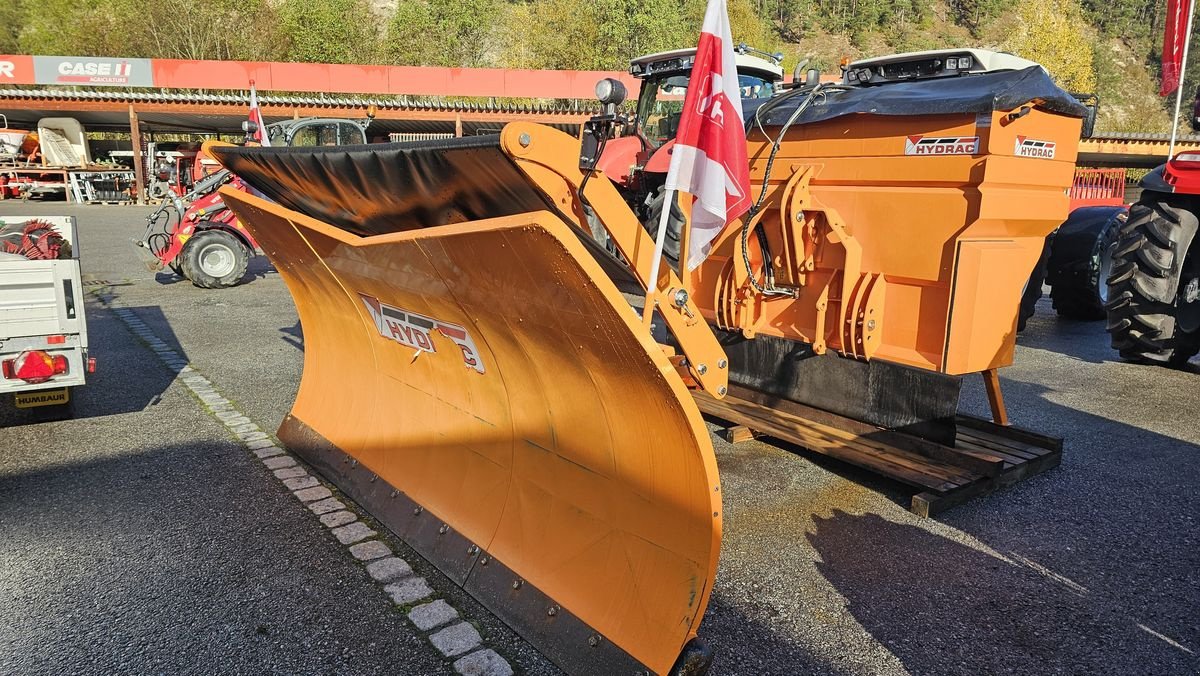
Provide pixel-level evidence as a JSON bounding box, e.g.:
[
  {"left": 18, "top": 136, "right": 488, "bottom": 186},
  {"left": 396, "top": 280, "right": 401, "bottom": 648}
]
[
  {"left": 1014, "top": 136, "right": 1056, "bottom": 159},
  {"left": 904, "top": 135, "right": 979, "bottom": 156},
  {"left": 359, "top": 293, "right": 485, "bottom": 373}
]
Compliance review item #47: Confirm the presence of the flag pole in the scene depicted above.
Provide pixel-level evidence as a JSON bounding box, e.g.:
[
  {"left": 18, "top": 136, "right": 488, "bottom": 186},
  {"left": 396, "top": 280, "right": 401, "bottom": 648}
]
[
  {"left": 1170, "top": 0, "right": 1197, "bottom": 158},
  {"left": 642, "top": 188, "right": 676, "bottom": 325}
]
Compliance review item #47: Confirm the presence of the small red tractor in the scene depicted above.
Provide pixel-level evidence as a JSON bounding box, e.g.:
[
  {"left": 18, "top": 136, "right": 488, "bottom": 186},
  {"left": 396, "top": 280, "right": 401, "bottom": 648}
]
[{"left": 136, "top": 116, "right": 372, "bottom": 288}]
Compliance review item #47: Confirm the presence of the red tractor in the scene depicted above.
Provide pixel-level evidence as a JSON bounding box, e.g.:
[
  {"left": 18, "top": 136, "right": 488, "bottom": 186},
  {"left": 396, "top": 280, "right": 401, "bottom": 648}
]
[
  {"left": 136, "top": 116, "right": 372, "bottom": 288},
  {"left": 1104, "top": 154, "right": 1200, "bottom": 365}
]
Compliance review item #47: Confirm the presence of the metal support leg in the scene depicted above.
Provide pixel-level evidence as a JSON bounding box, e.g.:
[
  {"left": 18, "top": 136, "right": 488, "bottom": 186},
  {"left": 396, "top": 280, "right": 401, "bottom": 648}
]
[{"left": 982, "top": 369, "right": 1009, "bottom": 426}]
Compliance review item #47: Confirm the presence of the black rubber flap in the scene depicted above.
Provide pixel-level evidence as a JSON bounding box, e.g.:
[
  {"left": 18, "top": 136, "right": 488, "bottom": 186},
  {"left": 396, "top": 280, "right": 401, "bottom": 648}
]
[
  {"left": 211, "top": 135, "right": 554, "bottom": 237},
  {"left": 749, "top": 67, "right": 1089, "bottom": 128},
  {"left": 715, "top": 331, "right": 963, "bottom": 444}
]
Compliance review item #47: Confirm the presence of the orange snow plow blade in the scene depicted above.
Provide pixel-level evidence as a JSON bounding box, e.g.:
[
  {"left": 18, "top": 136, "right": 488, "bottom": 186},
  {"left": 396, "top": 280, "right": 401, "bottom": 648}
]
[{"left": 219, "top": 186, "right": 721, "bottom": 674}]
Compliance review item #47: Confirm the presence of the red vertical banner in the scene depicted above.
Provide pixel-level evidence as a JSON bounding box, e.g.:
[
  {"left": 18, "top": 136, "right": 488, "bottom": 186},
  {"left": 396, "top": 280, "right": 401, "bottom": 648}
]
[{"left": 1162, "top": 0, "right": 1193, "bottom": 96}]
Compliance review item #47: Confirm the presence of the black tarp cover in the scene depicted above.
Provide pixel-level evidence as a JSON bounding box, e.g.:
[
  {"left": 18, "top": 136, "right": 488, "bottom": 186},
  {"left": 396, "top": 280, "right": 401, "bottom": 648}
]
[
  {"left": 748, "top": 66, "right": 1089, "bottom": 127},
  {"left": 211, "top": 135, "right": 551, "bottom": 237}
]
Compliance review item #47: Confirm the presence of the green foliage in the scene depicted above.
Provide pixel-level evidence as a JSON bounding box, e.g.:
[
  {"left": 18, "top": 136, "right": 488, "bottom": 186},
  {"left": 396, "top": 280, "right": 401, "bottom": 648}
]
[
  {"left": 388, "top": 0, "right": 502, "bottom": 67},
  {"left": 277, "top": 0, "right": 381, "bottom": 64},
  {"left": 948, "top": 0, "right": 1004, "bottom": 35},
  {"left": 1003, "top": 0, "right": 1097, "bottom": 93}
]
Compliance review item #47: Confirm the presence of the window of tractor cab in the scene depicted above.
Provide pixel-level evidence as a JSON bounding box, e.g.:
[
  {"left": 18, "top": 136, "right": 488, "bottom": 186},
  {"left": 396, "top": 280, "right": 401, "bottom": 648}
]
[
  {"left": 635, "top": 71, "right": 778, "bottom": 149},
  {"left": 281, "top": 122, "right": 367, "bottom": 148}
]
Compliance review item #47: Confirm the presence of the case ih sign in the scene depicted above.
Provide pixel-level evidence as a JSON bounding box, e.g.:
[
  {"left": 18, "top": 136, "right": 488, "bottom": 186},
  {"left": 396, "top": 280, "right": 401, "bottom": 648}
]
[{"left": 0, "top": 54, "right": 636, "bottom": 99}]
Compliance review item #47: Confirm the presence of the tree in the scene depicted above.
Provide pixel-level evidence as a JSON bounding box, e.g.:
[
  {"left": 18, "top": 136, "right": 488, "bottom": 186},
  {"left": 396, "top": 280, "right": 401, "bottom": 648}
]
[
  {"left": 387, "top": 0, "right": 502, "bottom": 67},
  {"left": 277, "top": 0, "right": 383, "bottom": 64},
  {"left": 1003, "top": 0, "right": 1097, "bottom": 93}
]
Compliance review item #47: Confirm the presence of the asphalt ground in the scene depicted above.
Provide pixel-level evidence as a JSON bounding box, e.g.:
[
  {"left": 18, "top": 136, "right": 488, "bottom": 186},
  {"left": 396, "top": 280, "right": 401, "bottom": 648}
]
[{"left": 1, "top": 203, "right": 1197, "bottom": 675}]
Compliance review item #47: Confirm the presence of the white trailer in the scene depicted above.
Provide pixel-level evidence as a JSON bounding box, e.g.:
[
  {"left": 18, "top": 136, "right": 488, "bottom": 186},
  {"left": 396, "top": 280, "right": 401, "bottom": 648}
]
[{"left": 0, "top": 216, "right": 92, "bottom": 411}]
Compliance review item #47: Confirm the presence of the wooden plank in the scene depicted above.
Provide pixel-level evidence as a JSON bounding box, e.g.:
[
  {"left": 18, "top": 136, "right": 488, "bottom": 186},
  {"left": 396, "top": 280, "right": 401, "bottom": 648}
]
[
  {"left": 698, "top": 394, "right": 973, "bottom": 486},
  {"left": 696, "top": 393, "right": 974, "bottom": 493},
  {"left": 715, "top": 388, "right": 986, "bottom": 483},
  {"left": 954, "top": 438, "right": 1024, "bottom": 466},
  {"left": 956, "top": 413, "right": 1063, "bottom": 452},
  {"left": 956, "top": 435, "right": 1038, "bottom": 463},
  {"left": 957, "top": 427, "right": 1051, "bottom": 459},
  {"left": 720, "top": 425, "right": 758, "bottom": 444},
  {"left": 728, "top": 385, "right": 1002, "bottom": 477}
]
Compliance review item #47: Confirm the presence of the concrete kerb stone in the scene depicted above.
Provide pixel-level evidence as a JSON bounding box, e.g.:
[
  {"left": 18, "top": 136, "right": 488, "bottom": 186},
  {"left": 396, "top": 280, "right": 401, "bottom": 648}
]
[
  {"left": 384, "top": 577, "right": 434, "bottom": 606},
  {"left": 253, "top": 447, "right": 284, "bottom": 459},
  {"left": 429, "top": 622, "right": 483, "bottom": 658},
  {"left": 333, "top": 522, "right": 377, "bottom": 545},
  {"left": 319, "top": 510, "right": 357, "bottom": 528},
  {"left": 348, "top": 540, "right": 390, "bottom": 561},
  {"left": 103, "top": 303, "right": 513, "bottom": 672},
  {"left": 307, "top": 497, "right": 345, "bottom": 514},
  {"left": 274, "top": 467, "right": 308, "bottom": 480},
  {"left": 453, "top": 649, "right": 513, "bottom": 676},
  {"left": 282, "top": 475, "right": 317, "bottom": 491},
  {"left": 367, "top": 557, "right": 414, "bottom": 583},
  {"left": 262, "top": 456, "right": 296, "bottom": 470},
  {"left": 293, "top": 486, "right": 332, "bottom": 502},
  {"left": 408, "top": 599, "right": 458, "bottom": 631}
]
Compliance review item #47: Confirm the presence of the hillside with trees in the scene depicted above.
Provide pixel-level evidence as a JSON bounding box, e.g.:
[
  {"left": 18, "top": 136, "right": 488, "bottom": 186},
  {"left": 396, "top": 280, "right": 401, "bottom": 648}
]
[{"left": 0, "top": 0, "right": 1192, "bottom": 133}]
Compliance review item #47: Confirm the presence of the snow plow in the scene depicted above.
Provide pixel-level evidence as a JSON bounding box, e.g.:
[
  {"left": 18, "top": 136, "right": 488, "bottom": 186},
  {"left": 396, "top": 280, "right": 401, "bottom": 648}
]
[{"left": 211, "top": 50, "right": 1085, "bottom": 674}]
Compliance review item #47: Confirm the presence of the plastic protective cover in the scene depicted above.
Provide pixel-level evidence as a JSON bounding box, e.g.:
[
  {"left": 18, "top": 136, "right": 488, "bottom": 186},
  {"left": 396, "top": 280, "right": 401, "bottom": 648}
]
[
  {"left": 750, "top": 66, "right": 1090, "bottom": 127},
  {"left": 211, "top": 136, "right": 553, "bottom": 237}
]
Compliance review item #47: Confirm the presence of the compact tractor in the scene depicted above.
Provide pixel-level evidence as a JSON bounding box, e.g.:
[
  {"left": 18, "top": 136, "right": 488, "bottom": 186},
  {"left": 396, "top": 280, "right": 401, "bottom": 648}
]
[
  {"left": 136, "top": 115, "right": 372, "bottom": 288},
  {"left": 203, "top": 46, "right": 1086, "bottom": 675}
]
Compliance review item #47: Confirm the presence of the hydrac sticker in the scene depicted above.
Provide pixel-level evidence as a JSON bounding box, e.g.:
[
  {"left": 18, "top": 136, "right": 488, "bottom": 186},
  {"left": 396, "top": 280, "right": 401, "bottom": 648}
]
[
  {"left": 904, "top": 136, "right": 979, "bottom": 156},
  {"left": 359, "top": 293, "right": 485, "bottom": 373},
  {"left": 1014, "top": 136, "right": 1056, "bottom": 159}
]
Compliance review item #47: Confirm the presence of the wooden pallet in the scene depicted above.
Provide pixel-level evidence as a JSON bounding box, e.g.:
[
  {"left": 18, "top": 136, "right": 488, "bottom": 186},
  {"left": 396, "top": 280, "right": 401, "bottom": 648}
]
[{"left": 693, "top": 385, "right": 1062, "bottom": 517}]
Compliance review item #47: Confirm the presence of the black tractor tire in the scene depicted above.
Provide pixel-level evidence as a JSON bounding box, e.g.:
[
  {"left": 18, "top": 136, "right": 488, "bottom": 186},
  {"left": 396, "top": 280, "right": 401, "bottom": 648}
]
[
  {"left": 180, "top": 229, "right": 250, "bottom": 289},
  {"left": 1018, "top": 236, "right": 1052, "bottom": 332},
  {"left": 644, "top": 185, "right": 686, "bottom": 272},
  {"left": 1047, "top": 206, "right": 1127, "bottom": 320},
  {"left": 1104, "top": 194, "right": 1200, "bottom": 365}
]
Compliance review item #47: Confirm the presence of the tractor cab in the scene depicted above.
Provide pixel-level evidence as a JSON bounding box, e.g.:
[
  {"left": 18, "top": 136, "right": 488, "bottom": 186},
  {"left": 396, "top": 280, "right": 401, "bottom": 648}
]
[
  {"left": 630, "top": 45, "right": 784, "bottom": 150},
  {"left": 266, "top": 117, "right": 370, "bottom": 147},
  {"left": 596, "top": 46, "right": 783, "bottom": 217}
]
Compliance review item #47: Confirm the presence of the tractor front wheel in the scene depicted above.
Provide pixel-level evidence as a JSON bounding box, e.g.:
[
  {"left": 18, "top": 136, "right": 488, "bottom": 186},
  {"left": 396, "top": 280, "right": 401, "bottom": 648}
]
[
  {"left": 644, "top": 185, "right": 685, "bottom": 273},
  {"left": 1105, "top": 195, "right": 1200, "bottom": 365},
  {"left": 180, "top": 229, "right": 250, "bottom": 289}
]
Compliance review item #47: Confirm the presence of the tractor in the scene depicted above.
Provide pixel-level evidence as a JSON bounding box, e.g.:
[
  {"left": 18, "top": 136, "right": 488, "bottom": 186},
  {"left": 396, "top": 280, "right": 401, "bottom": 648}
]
[
  {"left": 1104, "top": 154, "right": 1200, "bottom": 365},
  {"left": 136, "top": 115, "right": 373, "bottom": 288},
  {"left": 592, "top": 44, "right": 785, "bottom": 262}
]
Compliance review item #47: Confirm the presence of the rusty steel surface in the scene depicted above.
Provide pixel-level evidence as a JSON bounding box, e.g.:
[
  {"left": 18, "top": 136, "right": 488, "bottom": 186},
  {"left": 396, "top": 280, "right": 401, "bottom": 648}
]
[{"left": 219, "top": 188, "right": 722, "bottom": 675}]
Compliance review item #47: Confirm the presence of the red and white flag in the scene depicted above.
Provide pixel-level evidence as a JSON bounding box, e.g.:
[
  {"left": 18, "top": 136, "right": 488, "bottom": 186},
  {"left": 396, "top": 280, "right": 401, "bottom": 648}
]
[
  {"left": 1161, "top": 0, "right": 1193, "bottom": 96},
  {"left": 248, "top": 80, "right": 270, "bottom": 146},
  {"left": 664, "top": 0, "right": 752, "bottom": 270}
]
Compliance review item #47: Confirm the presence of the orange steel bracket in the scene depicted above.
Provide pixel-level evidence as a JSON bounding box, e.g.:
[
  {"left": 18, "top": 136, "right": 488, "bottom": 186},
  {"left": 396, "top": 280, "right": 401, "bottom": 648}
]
[
  {"left": 982, "top": 368, "right": 1010, "bottom": 426},
  {"left": 498, "top": 122, "right": 730, "bottom": 397}
]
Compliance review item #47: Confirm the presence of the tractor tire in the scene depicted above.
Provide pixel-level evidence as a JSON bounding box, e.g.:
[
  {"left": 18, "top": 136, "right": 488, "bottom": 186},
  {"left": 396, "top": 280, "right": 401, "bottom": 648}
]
[
  {"left": 644, "top": 185, "right": 685, "bottom": 272},
  {"left": 180, "top": 229, "right": 250, "bottom": 289},
  {"left": 1018, "top": 236, "right": 1052, "bottom": 332},
  {"left": 1104, "top": 194, "right": 1200, "bottom": 365},
  {"left": 1047, "top": 206, "right": 1126, "bottom": 320}
]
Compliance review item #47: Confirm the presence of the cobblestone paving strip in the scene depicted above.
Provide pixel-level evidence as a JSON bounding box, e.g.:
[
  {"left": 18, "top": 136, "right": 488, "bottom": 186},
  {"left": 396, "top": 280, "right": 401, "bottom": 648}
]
[{"left": 102, "top": 296, "right": 515, "bottom": 675}]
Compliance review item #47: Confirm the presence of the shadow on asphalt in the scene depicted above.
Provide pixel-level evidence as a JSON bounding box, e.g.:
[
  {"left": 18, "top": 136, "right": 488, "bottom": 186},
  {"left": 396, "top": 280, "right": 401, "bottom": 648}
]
[
  {"left": 279, "top": 320, "right": 304, "bottom": 352},
  {"left": 808, "top": 509, "right": 1198, "bottom": 674},
  {"left": 0, "top": 302, "right": 179, "bottom": 428}
]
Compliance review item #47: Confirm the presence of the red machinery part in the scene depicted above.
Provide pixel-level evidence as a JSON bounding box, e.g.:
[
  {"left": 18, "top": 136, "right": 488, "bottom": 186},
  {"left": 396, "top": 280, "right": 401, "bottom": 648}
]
[{"left": 1, "top": 350, "right": 68, "bottom": 384}]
